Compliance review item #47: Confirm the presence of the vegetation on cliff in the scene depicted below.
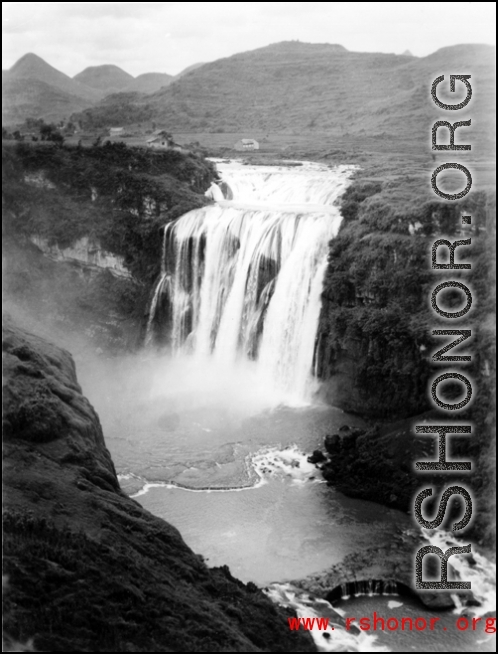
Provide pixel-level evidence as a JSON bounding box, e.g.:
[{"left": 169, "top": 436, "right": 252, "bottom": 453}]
[
  {"left": 2, "top": 142, "right": 217, "bottom": 350},
  {"left": 2, "top": 142, "right": 215, "bottom": 282},
  {"left": 3, "top": 320, "right": 315, "bottom": 652},
  {"left": 320, "top": 176, "right": 494, "bottom": 416},
  {"left": 318, "top": 174, "right": 495, "bottom": 544}
]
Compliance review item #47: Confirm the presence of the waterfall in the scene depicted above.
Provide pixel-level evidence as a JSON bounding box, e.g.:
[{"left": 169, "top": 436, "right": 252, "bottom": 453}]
[
  {"left": 145, "top": 225, "right": 170, "bottom": 345},
  {"left": 329, "top": 580, "right": 399, "bottom": 603},
  {"left": 147, "top": 161, "right": 354, "bottom": 405}
]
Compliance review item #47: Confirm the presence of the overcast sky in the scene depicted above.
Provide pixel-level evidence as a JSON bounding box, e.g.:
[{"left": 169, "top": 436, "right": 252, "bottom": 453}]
[{"left": 2, "top": 2, "right": 496, "bottom": 77}]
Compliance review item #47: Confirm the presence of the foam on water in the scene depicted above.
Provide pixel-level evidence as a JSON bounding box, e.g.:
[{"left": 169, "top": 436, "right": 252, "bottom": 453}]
[
  {"left": 423, "top": 529, "right": 496, "bottom": 617},
  {"left": 251, "top": 445, "right": 324, "bottom": 485},
  {"left": 266, "top": 583, "right": 390, "bottom": 652},
  {"left": 127, "top": 444, "right": 323, "bottom": 498}
]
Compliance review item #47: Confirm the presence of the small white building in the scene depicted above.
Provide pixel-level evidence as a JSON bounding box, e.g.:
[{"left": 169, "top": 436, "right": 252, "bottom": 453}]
[
  {"left": 109, "top": 127, "right": 125, "bottom": 137},
  {"left": 234, "top": 138, "right": 259, "bottom": 151}
]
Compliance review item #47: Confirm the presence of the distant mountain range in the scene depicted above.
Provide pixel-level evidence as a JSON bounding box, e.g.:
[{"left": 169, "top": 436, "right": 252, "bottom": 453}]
[
  {"left": 3, "top": 43, "right": 495, "bottom": 152},
  {"left": 2, "top": 53, "right": 101, "bottom": 124},
  {"left": 2, "top": 54, "right": 196, "bottom": 125},
  {"left": 69, "top": 40, "right": 495, "bottom": 152},
  {"left": 8, "top": 53, "right": 103, "bottom": 102},
  {"left": 73, "top": 64, "right": 134, "bottom": 93},
  {"left": 73, "top": 66, "right": 180, "bottom": 95}
]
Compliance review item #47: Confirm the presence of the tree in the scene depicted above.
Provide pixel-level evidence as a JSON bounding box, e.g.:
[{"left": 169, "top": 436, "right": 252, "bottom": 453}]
[
  {"left": 40, "top": 123, "right": 64, "bottom": 145},
  {"left": 50, "top": 132, "right": 64, "bottom": 145},
  {"left": 40, "top": 123, "right": 55, "bottom": 140}
]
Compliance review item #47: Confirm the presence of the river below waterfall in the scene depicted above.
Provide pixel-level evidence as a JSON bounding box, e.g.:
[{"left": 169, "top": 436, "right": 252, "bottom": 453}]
[
  {"left": 105, "top": 394, "right": 406, "bottom": 585},
  {"left": 78, "top": 160, "right": 494, "bottom": 652}
]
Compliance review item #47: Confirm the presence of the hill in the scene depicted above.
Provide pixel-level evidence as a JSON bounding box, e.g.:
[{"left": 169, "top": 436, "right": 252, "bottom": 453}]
[
  {"left": 2, "top": 78, "right": 99, "bottom": 126},
  {"left": 174, "top": 62, "right": 206, "bottom": 78},
  {"left": 73, "top": 41, "right": 495, "bottom": 154},
  {"left": 6, "top": 53, "right": 102, "bottom": 102},
  {"left": 2, "top": 54, "right": 177, "bottom": 125},
  {"left": 74, "top": 64, "right": 134, "bottom": 93},
  {"left": 2, "top": 53, "right": 102, "bottom": 125},
  {"left": 124, "top": 72, "right": 173, "bottom": 93}
]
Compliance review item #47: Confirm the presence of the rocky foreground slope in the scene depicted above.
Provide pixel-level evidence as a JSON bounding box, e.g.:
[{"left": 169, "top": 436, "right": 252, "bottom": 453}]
[{"left": 2, "top": 320, "right": 314, "bottom": 652}]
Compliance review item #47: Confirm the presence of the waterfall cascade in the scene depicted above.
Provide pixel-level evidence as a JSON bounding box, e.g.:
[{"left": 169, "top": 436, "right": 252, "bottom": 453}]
[
  {"left": 327, "top": 580, "right": 400, "bottom": 603},
  {"left": 147, "top": 160, "right": 354, "bottom": 405}
]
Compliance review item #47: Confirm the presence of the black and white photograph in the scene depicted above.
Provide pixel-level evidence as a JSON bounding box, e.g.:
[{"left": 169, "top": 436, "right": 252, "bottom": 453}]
[{"left": 2, "top": 2, "right": 496, "bottom": 651}]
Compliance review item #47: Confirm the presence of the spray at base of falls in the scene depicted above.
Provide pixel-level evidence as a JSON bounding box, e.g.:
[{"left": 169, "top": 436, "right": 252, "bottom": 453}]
[{"left": 147, "top": 161, "right": 355, "bottom": 406}]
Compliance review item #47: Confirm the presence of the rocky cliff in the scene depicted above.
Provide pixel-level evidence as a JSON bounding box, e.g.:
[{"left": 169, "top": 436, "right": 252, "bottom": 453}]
[
  {"left": 318, "top": 177, "right": 495, "bottom": 419},
  {"left": 2, "top": 319, "right": 314, "bottom": 652},
  {"left": 2, "top": 142, "right": 217, "bottom": 351},
  {"left": 316, "top": 174, "right": 496, "bottom": 544}
]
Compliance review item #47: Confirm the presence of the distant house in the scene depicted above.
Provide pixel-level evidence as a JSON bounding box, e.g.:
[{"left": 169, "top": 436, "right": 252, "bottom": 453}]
[
  {"left": 234, "top": 138, "right": 259, "bottom": 151},
  {"left": 146, "top": 130, "right": 184, "bottom": 151},
  {"left": 109, "top": 127, "right": 125, "bottom": 137}
]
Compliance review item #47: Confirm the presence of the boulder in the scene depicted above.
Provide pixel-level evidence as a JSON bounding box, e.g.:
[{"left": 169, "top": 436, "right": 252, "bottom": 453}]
[{"left": 307, "top": 449, "right": 327, "bottom": 464}]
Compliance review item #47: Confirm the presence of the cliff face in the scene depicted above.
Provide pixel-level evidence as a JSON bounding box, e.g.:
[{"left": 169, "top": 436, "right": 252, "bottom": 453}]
[
  {"left": 318, "top": 178, "right": 495, "bottom": 420},
  {"left": 30, "top": 235, "right": 132, "bottom": 279},
  {"left": 316, "top": 177, "right": 496, "bottom": 544},
  {"left": 2, "top": 320, "right": 314, "bottom": 652},
  {"left": 2, "top": 142, "right": 217, "bottom": 352}
]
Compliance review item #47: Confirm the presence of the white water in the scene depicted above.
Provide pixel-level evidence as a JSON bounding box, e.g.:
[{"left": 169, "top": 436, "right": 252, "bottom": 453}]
[
  {"left": 147, "top": 161, "right": 354, "bottom": 404},
  {"left": 265, "top": 530, "right": 497, "bottom": 654},
  {"left": 266, "top": 583, "right": 390, "bottom": 652},
  {"left": 423, "top": 530, "right": 496, "bottom": 618}
]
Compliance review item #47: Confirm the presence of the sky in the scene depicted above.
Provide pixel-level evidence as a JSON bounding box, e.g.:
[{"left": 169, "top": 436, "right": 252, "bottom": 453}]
[{"left": 2, "top": 2, "right": 496, "bottom": 77}]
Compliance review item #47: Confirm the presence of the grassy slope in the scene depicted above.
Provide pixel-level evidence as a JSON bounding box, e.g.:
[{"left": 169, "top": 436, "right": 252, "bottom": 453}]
[
  {"left": 2, "top": 78, "right": 96, "bottom": 126},
  {"left": 73, "top": 65, "right": 134, "bottom": 93},
  {"left": 7, "top": 54, "right": 102, "bottom": 102},
  {"left": 3, "top": 320, "right": 315, "bottom": 652}
]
